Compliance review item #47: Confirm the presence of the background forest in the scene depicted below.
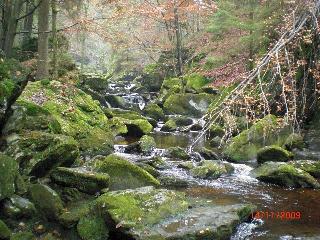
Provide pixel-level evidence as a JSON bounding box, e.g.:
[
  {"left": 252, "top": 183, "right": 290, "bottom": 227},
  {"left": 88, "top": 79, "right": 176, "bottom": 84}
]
[{"left": 0, "top": 0, "right": 320, "bottom": 240}]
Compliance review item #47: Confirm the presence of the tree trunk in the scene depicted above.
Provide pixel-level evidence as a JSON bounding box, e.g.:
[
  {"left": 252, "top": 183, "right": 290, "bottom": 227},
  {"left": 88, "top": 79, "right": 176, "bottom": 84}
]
[
  {"left": 37, "top": 0, "right": 50, "bottom": 79},
  {"left": 22, "top": 0, "right": 35, "bottom": 46},
  {"left": 51, "top": 0, "right": 58, "bottom": 78},
  {"left": 174, "top": 4, "right": 183, "bottom": 76},
  {"left": 3, "top": 0, "right": 23, "bottom": 57}
]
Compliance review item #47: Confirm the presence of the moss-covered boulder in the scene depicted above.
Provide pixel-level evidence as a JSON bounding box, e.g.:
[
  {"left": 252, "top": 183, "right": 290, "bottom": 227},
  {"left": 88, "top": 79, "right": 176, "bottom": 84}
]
[
  {"left": 124, "top": 135, "right": 156, "bottom": 155},
  {"left": 163, "top": 93, "right": 215, "bottom": 117},
  {"left": 16, "top": 80, "right": 115, "bottom": 156},
  {"left": 95, "top": 186, "right": 255, "bottom": 240},
  {"left": 257, "top": 146, "right": 293, "bottom": 164},
  {"left": 167, "top": 147, "right": 190, "bottom": 160},
  {"left": 4, "top": 131, "right": 79, "bottom": 177},
  {"left": 290, "top": 160, "right": 320, "bottom": 178},
  {"left": 224, "top": 115, "right": 288, "bottom": 162},
  {"left": 284, "top": 133, "right": 305, "bottom": 150},
  {"left": 77, "top": 214, "right": 109, "bottom": 240},
  {"left": 197, "top": 147, "right": 219, "bottom": 160},
  {"left": 105, "top": 94, "right": 126, "bottom": 108},
  {"left": 0, "top": 219, "right": 11, "bottom": 239},
  {"left": 160, "top": 119, "right": 177, "bottom": 132},
  {"left": 111, "top": 117, "right": 153, "bottom": 138},
  {"left": 93, "top": 155, "right": 160, "bottom": 190},
  {"left": 0, "top": 154, "right": 18, "bottom": 200},
  {"left": 185, "top": 73, "right": 210, "bottom": 92},
  {"left": 251, "top": 162, "right": 320, "bottom": 188},
  {"left": 1, "top": 195, "right": 35, "bottom": 219},
  {"left": 144, "top": 103, "right": 164, "bottom": 121},
  {"left": 51, "top": 167, "right": 110, "bottom": 194},
  {"left": 58, "top": 200, "right": 91, "bottom": 228},
  {"left": 191, "top": 160, "right": 234, "bottom": 180},
  {"left": 177, "top": 161, "right": 195, "bottom": 170},
  {"left": 29, "top": 184, "right": 64, "bottom": 220}
]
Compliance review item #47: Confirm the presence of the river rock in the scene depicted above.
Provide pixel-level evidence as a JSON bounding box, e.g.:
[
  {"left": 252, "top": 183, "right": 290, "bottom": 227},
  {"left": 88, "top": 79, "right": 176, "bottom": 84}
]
[
  {"left": 77, "top": 214, "right": 108, "bottom": 240},
  {"left": 58, "top": 200, "right": 91, "bottom": 228},
  {"left": 1, "top": 195, "right": 35, "bottom": 219},
  {"left": 0, "top": 219, "right": 11, "bottom": 239},
  {"left": 191, "top": 160, "right": 234, "bottom": 180},
  {"left": 95, "top": 186, "right": 255, "bottom": 240},
  {"left": 50, "top": 167, "right": 110, "bottom": 194},
  {"left": 257, "top": 146, "right": 293, "bottom": 164},
  {"left": 160, "top": 119, "right": 177, "bottom": 132},
  {"left": 224, "top": 115, "right": 289, "bottom": 162},
  {"left": 290, "top": 160, "right": 320, "bottom": 178},
  {"left": 166, "top": 147, "right": 190, "bottom": 160},
  {"left": 251, "top": 162, "right": 320, "bottom": 188},
  {"left": 125, "top": 135, "right": 156, "bottom": 155},
  {"left": 0, "top": 154, "right": 18, "bottom": 201},
  {"left": 144, "top": 103, "right": 164, "bottom": 121},
  {"left": 197, "top": 147, "right": 219, "bottom": 160},
  {"left": 163, "top": 93, "right": 215, "bottom": 117},
  {"left": 4, "top": 131, "right": 79, "bottom": 177},
  {"left": 29, "top": 184, "right": 64, "bottom": 220},
  {"left": 93, "top": 154, "right": 160, "bottom": 190},
  {"left": 284, "top": 133, "right": 305, "bottom": 150}
]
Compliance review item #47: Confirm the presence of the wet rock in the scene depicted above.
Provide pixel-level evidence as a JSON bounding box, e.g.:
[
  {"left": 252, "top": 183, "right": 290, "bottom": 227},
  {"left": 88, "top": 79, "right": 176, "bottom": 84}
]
[
  {"left": 197, "top": 147, "right": 219, "bottom": 160},
  {"left": 224, "top": 115, "right": 289, "bottom": 162},
  {"left": 10, "top": 232, "right": 35, "bottom": 240},
  {"left": 191, "top": 160, "right": 234, "bottom": 180},
  {"left": 50, "top": 167, "right": 110, "bottom": 194},
  {"left": 159, "top": 175, "right": 190, "bottom": 187},
  {"left": 144, "top": 103, "right": 164, "bottom": 121},
  {"left": 93, "top": 154, "right": 160, "bottom": 190},
  {"left": 190, "top": 123, "right": 203, "bottom": 131},
  {"left": 163, "top": 93, "right": 215, "bottom": 117},
  {"left": 29, "top": 184, "right": 64, "bottom": 220},
  {"left": 124, "top": 135, "right": 156, "bottom": 155},
  {"left": 177, "top": 161, "right": 195, "bottom": 170},
  {"left": 136, "top": 163, "right": 160, "bottom": 178},
  {"left": 160, "top": 119, "right": 177, "bottom": 132},
  {"left": 112, "top": 117, "right": 153, "bottom": 138},
  {"left": 251, "top": 162, "right": 320, "bottom": 188},
  {"left": 167, "top": 147, "right": 190, "bottom": 160},
  {"left": 0, "top": 219, "right": 11, "bottom": 239},
  {"left": 4, "top": 131, "right": 79, "bottom": 177},
  {"left": 95, "top": 186, "right": 255, "bottom": 240},
  {"left": 290, "top": 160, "right": 320, "bottom": 178},
  {"left": 257, "top": 146, "right": 293, "bottom": 164},
  {"left": 0, "top": 154, "right": 18, "bottom": 201},
  {"left": 174, "top": 116, "right": 193, "bottom": 126},
  {"left": 1, "top": 195, "right": 35, "bottom": 219},
  {"left": 105, "top": 94, "right": 126, "bottom": 108},
  {"left": 77, "top": 214, "right": 108, "bottom": 240}
]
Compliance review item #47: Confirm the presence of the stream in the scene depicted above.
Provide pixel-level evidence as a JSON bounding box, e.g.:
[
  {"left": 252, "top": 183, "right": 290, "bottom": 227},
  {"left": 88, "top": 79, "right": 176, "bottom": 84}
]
[{"left": 97, "top": 77, "right": 320, "bottom": 239}]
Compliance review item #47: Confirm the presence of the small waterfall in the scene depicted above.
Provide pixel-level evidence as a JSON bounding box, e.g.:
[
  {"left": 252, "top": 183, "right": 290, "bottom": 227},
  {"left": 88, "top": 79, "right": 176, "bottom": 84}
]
[{"left": 122, "top": 93, "right": 146, "bottom": 110}]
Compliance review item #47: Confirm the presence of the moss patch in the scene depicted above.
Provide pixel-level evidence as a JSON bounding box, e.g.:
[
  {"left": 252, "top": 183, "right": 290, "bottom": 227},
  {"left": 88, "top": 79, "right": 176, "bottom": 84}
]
[
  {"left": 144, "top": 104, "right": 164, "bottom": 121},
  {"left": 0, "top": 154, "right": 18, "bottom": 200},
  {"left": 93, "top": 154, "right": 160, "bottom": 190},
  {"left": 0, "top": 219, "right": 11, "bottom": 239},
  {"left": 257, "top": 146, "right": 293, "bottom": 164},
  {"left": 77, "top": 214, "right": 108, "bottom": 240}
]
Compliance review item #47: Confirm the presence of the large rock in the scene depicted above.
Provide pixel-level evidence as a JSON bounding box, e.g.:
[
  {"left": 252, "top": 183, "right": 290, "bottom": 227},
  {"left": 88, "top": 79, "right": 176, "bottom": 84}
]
[
  {"left": 166, "top": 147, "right": 190, "bottom": 160},
  {"left": 257, "top": 146, "right": 293, "bottom": 164},
  {"left": 95, "top": 186, "right": 255, "bottom": 240},
  {"left": 1, "top": 195, "right": 35, "bottom": 219},
  {"left": 191, "top": 160, "right": 234, "bottom": 180},
  {"left": 224, "top": 115, "right": 288, "bottom": 162},
  {"left": 29, "top": 184, "right": 64, "bottom": 220},
  {"left": 144, "top": 103, "right": 164, "bottom": 121},
  {"left": 125, "top": 135, "right": 156, "bottom": 155},
  {"left": 51, "top": 167, "right": 110, "bottom": 194},
  {"left": 0, "top": 219, "right": 11, "bottom": 239},
  {"left": 0, "top": 154, "right": 18, "bottom": 200},
  {"left": 14, "top": 80, "right": 115, "bottom": 157},
  {"left": 290, "top": 160, "right": 320, "bottom": 178},
  {"left": 251, "top": 162, "right": 320, "bottom": 188},
  {"left": 4, "top": 131, "right": 79, "bottom": 177},
  {"left": 163, "top": 93, "right": 215, "bottom": 117},
  {"left": 77, "top": 214, "right": 109, "bottom": 240},
  {"left": 93, "top": 155, "right": 160, "bottom": 190}
]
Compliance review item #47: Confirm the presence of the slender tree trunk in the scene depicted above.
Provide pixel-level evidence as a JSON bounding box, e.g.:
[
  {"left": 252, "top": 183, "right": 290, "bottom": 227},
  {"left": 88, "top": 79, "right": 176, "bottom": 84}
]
[
  {"left": 37, "top": 0, "right": 50, "bottom": 79},
  {"left": 174, "top": 4, "right": 183, "bottom": 76},
  {"left": 51, "top": 0, "right": 58, "bottom": 78},
  {"left": 3, "top": 0, "right": 23, "bottom": 57},
  {"left": 22, "top": 0, "right": 35, "bottom": 46}
]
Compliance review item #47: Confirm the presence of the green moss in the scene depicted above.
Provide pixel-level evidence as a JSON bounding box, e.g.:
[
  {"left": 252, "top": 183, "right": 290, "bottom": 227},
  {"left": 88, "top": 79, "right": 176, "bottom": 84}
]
[
  {"left": 77, "top": 214, "right": 108, "bottom": 240},
  {"left": 0, "top": 219, "right": 11, "bottom": 239},
  {"left": 184, "top": 73, "right": 210, "bottom": 92},
  {"left": 251, "top": 162, "right": 320, "bottom": 188},
  {"left": 161, "top": 77, "right": 183, "bottom": 90},
  {"left": 59, "top": 201, "right": 92, "bottom": 228},
  {"left": 224, "top": 115, "right": 287, "bottom": 162},
  {"left": 51, "top": 167, "right": 110, "bottom": 194},
  {"left": 29, "top": 184, "right": 64, "bottom": 220},
  {"left": 5, "top": 131, "right": 79, "bottom": 177},
  {"left": 93, "top": 155, "right": 160, "bottom": 190},
  {"left": 257, "top": 145, "right": 293, "bottom": 164},
  {"left": 144, "top": 104, "right": 165, "bottom": 121},
  {"left": 284, "top": 133, "right": 305, "bottom": 150},
  {"left": 160, "top": 119, "right": 177, "bottom": 132},
  {"left": 0, "top": 154, "right": 18, "bottom": 200},
  {"left": 113, "top": 117, "right": 153, "bottom": 137},
  {"left": 209, "top": 124, "right": 225, "bottom": 137},
  {"left": 95, "top": 186, "right": 188, "bottom": 230},
  {"left": 167, "top": 147, "right": 190, "bottom": 160},
  {"left": 177, "top": 161, "right": 195, "bottom": 170},
  {"left": 139, "top": 135, "right": 156, "bottom": 154},
  {"left": 2, "top": 195, "right": 36, "bottom": 219},
  {"left": 163, "top": 93, "right": 215, "bottom": 117},
  {"left": 10, "top": 232, "right": 35, "bottom": 240},
  {"left": 190, "top": 161, "right": 229, "bottom": 179},
  {"left": 290, "top": 160, "right": 320, "bottom": 178}
]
